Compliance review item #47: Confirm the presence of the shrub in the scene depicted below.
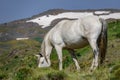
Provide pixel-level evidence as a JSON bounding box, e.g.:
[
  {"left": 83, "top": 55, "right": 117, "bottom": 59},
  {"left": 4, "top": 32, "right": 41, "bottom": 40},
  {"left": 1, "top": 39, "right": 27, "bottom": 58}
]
[
  {"left": 15, "top": 67, "right": 33, "bottom": 80},
  {"left": 115, "top": 32, "right": 120, "bottom": 38},
  {"left": 36, "top": 75, "right": 48, "bottom": 80},
  {"left": 0, "top": 73, "right": 7, "bottom": 80},
  {"left": 110, "top": 64, "right": 120, "bottom": 80},
  {"left": 47, "top": 71, "right": 67, "bottom": 80},
  {"left": 0, "top": 69, "right": 8, "bottom": 80}
]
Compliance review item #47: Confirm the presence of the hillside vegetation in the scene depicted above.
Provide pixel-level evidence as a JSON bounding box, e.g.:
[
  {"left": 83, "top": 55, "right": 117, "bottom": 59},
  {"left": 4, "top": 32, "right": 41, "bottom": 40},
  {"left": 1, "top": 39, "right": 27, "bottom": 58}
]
[{"left": 0, "top": 21, "right": 120, "bottom": 80}]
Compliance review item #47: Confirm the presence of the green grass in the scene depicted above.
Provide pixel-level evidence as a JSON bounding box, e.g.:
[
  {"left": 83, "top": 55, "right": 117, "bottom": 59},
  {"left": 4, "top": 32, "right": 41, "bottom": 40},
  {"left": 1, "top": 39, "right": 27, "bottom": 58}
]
[
  {"left": 0, "top": 21, "right": 120, "bottom": 80},
  {"left": 108, "top": 20, "right": 120, "bottom": 39}
]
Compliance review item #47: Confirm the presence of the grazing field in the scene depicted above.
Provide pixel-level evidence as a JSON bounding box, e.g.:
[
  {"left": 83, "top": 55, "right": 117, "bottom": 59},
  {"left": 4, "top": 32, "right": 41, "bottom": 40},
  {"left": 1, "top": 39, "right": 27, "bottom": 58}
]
[{"left": 0, "top": 21, "right": 120, "bottom": 80}]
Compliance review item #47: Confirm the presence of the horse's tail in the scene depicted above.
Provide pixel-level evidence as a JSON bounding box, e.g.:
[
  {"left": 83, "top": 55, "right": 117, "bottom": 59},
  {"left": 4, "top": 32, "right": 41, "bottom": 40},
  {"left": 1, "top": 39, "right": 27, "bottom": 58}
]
[{"left": 98, "top": 18, "right": 107, "bottom": 64}]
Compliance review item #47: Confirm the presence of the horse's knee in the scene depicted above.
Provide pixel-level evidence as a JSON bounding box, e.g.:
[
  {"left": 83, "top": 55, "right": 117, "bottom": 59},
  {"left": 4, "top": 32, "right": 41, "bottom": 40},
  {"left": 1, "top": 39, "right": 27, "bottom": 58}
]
[
  {"left": 58, "top": 58, "right": 62, "bottom": 63},
  {"left": 58, "top": 59, "right": 63, "bottom": 70}
]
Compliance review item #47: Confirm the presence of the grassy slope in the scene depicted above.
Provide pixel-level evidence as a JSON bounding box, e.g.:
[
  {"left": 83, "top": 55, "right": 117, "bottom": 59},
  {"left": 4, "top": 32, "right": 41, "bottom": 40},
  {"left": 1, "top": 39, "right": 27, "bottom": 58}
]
[{"left": 0, "top": 21, "right": 120, "bottom": 80}]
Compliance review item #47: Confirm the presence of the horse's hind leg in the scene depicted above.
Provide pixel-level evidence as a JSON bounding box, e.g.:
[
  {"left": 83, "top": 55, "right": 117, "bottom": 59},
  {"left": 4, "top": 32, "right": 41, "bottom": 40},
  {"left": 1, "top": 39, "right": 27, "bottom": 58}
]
[
  {"left": 88, "top": 39, "right": 99, "bottom": 71},
  {"left": 68, "top": 49, "right": 80, "bottom": 70},
  {"left": 55, "top": 45, "right": 63, "bottom": 70}
]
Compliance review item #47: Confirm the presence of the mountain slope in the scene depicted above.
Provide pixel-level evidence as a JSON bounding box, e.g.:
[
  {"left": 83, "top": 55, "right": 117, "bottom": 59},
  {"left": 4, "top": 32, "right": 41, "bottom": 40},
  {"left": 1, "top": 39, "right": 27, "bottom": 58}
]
[
  {"left": 0, "top": 20, "right": 120, "bottom": 80},
  {"left": 0, "top": 9, "right": 120, "bottom": 41}
]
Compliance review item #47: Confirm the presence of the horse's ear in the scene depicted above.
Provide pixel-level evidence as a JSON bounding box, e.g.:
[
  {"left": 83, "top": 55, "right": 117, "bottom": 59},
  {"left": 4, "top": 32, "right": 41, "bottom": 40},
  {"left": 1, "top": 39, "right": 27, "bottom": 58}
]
[
  {"left": 39, "top": 53, "right": 43, "bottom": 57},
  {"left": 34, "top": 53, "right": 43, "bottom": 58}
]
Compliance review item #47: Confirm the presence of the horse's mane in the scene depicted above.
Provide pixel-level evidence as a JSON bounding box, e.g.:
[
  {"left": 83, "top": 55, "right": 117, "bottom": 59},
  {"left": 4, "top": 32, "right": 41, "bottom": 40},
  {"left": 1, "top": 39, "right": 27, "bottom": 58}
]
[{"left": 49, "top": 18, "right": 77, "bottom": 27}]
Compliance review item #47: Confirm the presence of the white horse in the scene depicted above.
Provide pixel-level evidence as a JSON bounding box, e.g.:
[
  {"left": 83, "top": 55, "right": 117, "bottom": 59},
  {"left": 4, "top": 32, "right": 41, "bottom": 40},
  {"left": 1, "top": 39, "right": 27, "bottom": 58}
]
[{"left": 36, "top": 16, "right": 107, "bottom": 71}]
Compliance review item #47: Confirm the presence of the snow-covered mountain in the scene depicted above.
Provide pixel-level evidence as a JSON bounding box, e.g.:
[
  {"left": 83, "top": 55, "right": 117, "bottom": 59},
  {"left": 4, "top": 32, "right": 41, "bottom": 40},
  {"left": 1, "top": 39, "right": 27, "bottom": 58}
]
[
  {"left": 26, "top": 9, "right": 120, "bottom": 28},
  {"left": 0, "top": 9, "right": 120, "bottom": 41}
]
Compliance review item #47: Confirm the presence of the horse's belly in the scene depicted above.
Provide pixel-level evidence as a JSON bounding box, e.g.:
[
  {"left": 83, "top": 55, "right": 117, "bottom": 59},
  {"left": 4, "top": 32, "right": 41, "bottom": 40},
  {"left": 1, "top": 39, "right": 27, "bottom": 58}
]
[{"left": 64, "top": 37, "right": 88, "bottom": 49}]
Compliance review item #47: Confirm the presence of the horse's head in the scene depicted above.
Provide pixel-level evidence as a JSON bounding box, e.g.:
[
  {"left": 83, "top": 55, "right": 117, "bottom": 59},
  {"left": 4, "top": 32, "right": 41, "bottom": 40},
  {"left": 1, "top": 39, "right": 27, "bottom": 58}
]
[{"left": 36, "top": 53, "right": 49, "bottom": 68}]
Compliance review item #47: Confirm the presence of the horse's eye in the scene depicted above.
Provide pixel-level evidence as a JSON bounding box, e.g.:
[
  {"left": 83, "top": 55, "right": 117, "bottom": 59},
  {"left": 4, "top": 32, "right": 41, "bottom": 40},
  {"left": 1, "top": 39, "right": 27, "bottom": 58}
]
[{"left": 41, "top": 61, "right": 44, "bottom": 64}]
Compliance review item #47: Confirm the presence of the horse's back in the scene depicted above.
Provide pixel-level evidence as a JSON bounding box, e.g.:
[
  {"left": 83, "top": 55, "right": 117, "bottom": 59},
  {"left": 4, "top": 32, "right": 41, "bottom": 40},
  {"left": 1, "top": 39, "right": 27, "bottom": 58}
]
[{"left": 48, "top": 16, "right": 102, "bottom": 49}]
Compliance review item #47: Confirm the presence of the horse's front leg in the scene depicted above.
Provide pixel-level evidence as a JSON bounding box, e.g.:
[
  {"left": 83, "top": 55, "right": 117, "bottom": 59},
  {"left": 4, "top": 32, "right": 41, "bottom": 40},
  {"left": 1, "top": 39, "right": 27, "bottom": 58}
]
[
  {"left": 55, "top": 45, "right": 63, "bottom": 70},
  {"left": 45, "top": 46, "right": 53, "bottom": 66}
]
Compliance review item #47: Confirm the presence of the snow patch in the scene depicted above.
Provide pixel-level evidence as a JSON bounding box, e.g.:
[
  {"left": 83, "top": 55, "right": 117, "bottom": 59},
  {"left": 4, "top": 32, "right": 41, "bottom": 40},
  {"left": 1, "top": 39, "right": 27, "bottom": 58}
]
[
  {"left": 27, "top": 12, "right": 93, "bottom": 28},
  {"left": 16, "top": 38, "right": 29, "bottom": 40},
  {"left": 26, "top": 11, "right": 120, "bottom": 28},
  {"left": 94, "top": 11, "right": 110, "bottom": 14},
  {"left": 99, "top": 13, "right": 120, "bottom": 19}
]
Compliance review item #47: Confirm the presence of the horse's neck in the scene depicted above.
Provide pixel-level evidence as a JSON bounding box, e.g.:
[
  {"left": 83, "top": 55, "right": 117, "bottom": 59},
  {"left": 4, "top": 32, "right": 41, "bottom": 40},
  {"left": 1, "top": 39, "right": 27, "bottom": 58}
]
[
  {"left": 41, "top": 40, "right": 46, "bottom": 56},
  {"left": 41, "top": 34, "right": 50, "bottom": 56}
]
